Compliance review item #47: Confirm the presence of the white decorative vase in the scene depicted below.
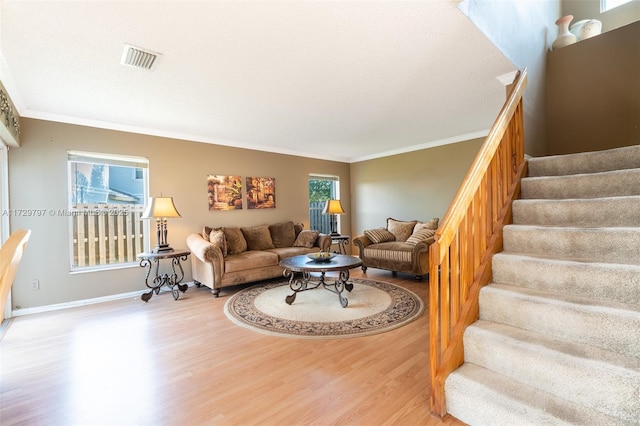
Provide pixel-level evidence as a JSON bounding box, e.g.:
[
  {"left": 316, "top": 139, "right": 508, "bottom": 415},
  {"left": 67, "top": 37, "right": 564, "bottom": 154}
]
[
  {"left": 552, "top": 15, "right": 577, "bottom": 50},
  {"left": 570, "top": 19, "right": 602, "bottom": 41}
]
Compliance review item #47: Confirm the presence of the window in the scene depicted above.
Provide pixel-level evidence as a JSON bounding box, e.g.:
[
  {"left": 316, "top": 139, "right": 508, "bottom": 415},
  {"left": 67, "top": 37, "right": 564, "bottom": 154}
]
[
  {"left": 67, "top": 151, "right": 149, "bottom": 271},
  {"left": 601, "top": 0, "right": 633, "bottom": 12},
  {"left": 308, "top": 174, "right": 340, "bottom": 234}
]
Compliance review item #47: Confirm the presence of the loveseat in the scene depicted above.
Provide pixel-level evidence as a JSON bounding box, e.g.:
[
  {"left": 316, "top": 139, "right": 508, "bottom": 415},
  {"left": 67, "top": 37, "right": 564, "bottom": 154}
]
[
  {"left": 186, "top": 221, "right": 331, "bottom": 297},
  {"left": 352, "top": 217, "right": 438, "bottom": 280}
]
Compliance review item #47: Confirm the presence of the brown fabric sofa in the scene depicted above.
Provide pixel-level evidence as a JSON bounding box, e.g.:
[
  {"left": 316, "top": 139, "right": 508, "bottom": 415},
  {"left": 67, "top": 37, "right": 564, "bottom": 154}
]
[
  {"left": 186, "top": 221, "right": 331, "bottom": 296},
  {"left": 352, "top": 217, "right": 438, "bottom": 280}
]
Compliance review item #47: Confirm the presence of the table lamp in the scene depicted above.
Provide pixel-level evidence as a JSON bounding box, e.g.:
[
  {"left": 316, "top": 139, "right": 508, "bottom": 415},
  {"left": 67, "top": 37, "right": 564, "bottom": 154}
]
[
  {"left": 141, "top": 196, "right": 182, "bottom": 253},
  {"left": 322, "top": 199, "right": 345, "bottom": 236}
]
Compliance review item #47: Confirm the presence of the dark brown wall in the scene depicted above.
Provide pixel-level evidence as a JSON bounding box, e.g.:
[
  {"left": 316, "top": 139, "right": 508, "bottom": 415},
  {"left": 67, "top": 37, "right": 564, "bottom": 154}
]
[{"left": 546, "top": 21, "right": 640, "bottom": 155}]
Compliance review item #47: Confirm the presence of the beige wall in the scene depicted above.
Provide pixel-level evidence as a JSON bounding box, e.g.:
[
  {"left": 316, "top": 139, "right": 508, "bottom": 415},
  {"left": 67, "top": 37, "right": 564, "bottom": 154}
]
[
  {"left": 563, "top": 0, "right": 640, "bottom": 32},
  {"left": 546, "top": 21, "right": 640, "bottom": 154},
  {"left": 9, "top": 118, "right": 350, "bottom": 309},
  {"left": 349, "top": 138, "right": 484, "bottom": 239}
]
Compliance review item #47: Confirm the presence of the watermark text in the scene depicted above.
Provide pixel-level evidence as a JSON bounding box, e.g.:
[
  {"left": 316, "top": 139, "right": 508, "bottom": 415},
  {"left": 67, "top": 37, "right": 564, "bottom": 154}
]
[{"left": 2, "top": 208, "right": 133, "bottom": 217}]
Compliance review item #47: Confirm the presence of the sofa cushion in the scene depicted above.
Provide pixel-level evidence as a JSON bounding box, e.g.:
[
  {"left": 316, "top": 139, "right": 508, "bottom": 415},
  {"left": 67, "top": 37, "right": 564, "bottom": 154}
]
[
  {"left": 364, "top": 241, "right": 413, "bottom": 263},
  {"left": 293, "top": 230, "right": 319, "bottom": 248},
  {"left": 406, "top": 228, "right": 436, "bottom": 246},
  {"left": 267, "top": 246, "right": 320, "bottom": 260},
  {"left": 241, "top": 225, "right": 275, "bottom": 251},
  {"left": 224, "top": 250, "right": 279, "bottom": 273},
  {"left": 203, "top": 225, "right": 220, "bottom": 241},
  {"left": 223, "top": 226, "right": 247, "bottom": 254},
  {"left": 202, "top": 226, "right": 211, "bottom": 241},
  {"left": 415, "top": 217, "right": 439, "bottom": 231},
  {"left": 364, "top": 228, "right": 396, "bottom": 244},
  {"left": 387, "top": 218, "right": 418, "bottom": 242},
  {"left": 269, "top": 221, "right": 296, "bottom": 248},
  {"left": 208, "top": 229, "right": 228, "bottom": 256}
]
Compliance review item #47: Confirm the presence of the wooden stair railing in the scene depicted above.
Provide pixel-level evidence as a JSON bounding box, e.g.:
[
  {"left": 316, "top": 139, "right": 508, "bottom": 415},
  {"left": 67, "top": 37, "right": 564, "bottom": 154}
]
[{"left": 428, "top": 68, "right": 528, "bottom": 417}]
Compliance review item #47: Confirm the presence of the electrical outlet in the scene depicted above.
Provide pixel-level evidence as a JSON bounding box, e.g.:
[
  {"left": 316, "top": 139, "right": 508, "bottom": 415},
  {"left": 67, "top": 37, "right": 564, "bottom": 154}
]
[{"left": 31, "top": 279, "right": 39, "bottom": 291}]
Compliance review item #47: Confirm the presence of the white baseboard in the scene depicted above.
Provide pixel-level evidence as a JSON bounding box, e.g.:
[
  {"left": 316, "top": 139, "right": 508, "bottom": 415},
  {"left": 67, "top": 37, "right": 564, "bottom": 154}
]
[{"left": 11, "top": 281, "right": 196, "bottom": 317}]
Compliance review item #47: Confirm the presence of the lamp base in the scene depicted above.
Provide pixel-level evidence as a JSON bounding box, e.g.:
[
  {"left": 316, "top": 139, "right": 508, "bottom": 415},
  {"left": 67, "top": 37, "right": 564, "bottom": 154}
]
[{"left": 152, "top": 244, "right": 174, "bottom": 253}]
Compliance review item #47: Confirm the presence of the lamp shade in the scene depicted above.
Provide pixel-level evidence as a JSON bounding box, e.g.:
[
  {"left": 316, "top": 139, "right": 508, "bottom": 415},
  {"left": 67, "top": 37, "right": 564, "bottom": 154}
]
[
  {"left": 141, "top": 196, "right": 182, "bottom": 219},
  {"left": 322, "top": 199, "right": 345, "bottom": 215}
]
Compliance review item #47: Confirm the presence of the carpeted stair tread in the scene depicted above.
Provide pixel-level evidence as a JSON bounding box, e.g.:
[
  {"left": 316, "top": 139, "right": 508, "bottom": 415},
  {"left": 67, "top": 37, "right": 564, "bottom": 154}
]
[
  {"left": 479, "top": 283, "right": 640, "bottom": 358},
  {"left": 502, "top": 224, "right": 640, "bottom": 265},
  {"left": 527, "top": 144, "right": 640, "bottom": 177},
  {"left": 521, "top": 168, "right": 640, "bottom": 200},
  {"left": 446, "top": 144, "right": 640, "bottom": 425},
  {"left": 445, "top": 363, "right": 626, "bottom": 426},
  {"left": 512, "top": 196, "right": 640, "bottom": 227},
  {"left": 461, "top": 321, "right": 640, "bottom": 422},
  {"left": 492, "top": 253, "right": 640, "bottom": 307}
]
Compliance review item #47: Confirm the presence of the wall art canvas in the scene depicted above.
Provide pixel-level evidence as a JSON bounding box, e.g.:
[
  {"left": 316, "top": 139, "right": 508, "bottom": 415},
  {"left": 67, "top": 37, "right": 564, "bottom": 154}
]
[
  {"left": 207, "top": 175, "right": 243, "bottom": 210},
  {"left": 246, "top": 177, "right": 276, "bottom": 209}
]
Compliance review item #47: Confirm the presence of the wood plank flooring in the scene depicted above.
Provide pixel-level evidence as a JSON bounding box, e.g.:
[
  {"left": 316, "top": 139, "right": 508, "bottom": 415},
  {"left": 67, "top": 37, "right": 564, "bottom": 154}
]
[{"left": 0, "top": 268, "right": 465, "bottom": 426}]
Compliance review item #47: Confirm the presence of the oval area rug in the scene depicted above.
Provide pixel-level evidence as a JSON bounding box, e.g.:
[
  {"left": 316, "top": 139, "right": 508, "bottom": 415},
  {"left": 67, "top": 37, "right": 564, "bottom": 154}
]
[{"left": 224, "top": 277, "right": 424, "bottom": 339}]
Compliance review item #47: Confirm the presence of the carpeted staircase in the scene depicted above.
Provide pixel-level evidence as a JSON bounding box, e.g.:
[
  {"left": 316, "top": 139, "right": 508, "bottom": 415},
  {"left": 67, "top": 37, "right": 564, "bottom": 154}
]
[{"left": 445, "top": 145, "right": 640, "bottom": 425}]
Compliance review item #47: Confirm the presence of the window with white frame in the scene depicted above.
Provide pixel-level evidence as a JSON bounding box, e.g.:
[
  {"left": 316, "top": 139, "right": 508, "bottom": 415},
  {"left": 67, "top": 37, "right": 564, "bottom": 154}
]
[
  {"left": 601, "top": 0, "right": 633, "bottom": 12},
  {"left": 67, "top": 151, "right": 149, "bottom": 270},
  {"left": 308, "top": 174, "right": 340, "bottom": 235}
]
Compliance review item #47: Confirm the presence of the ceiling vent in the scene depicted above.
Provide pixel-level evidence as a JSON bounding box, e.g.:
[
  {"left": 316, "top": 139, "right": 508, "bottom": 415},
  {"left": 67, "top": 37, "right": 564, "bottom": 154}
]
[{"left": 120, "top": 44, "right": 161, "bottom": 70}]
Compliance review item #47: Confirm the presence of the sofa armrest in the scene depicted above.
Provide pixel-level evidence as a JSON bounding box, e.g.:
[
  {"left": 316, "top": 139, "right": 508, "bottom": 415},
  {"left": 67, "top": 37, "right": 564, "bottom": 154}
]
[
  {"left": 186, "top": 233, "right": 224, "bottom": 287},
  {"left": 409, "top": 237, "right": 435, "bottom": 272},
  {"left": 410, "top": 237, "right": 435, "bottom": 253},
  {"left": 316, "top": 233, "right": 331, "bottom": 252},
  {"left": 352, "top": 234, "right": 372, "bottom": 257}
]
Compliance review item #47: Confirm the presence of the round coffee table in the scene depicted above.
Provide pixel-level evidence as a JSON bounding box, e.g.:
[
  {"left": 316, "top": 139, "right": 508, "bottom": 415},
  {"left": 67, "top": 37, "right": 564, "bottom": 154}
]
[{"left": 279, "top": 254, "right": 363, "bottom": 308}]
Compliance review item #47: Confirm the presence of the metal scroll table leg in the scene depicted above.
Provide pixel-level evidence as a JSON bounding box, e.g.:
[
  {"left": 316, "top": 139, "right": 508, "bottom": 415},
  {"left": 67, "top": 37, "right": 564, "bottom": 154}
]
[
  {"left": 283, "top": 268, "right": 352, "bottom": 308},
  {"left": 139, "top": 258, "right": 158, "bottom": 302},
  {"left": 335, "top": 270, "right": 352, "bottom": 307},
  {"left": 284, "top": 270, "right": 315, "bottom": 305},
  {"left": 170, "top": 255, "right": 189, "bottom": 300},
  {"left": 139, "top": 254, "right": 189, "bottom": 302},
  {"left": 342, "top": 269, "right": 354, "bottom": 292}
]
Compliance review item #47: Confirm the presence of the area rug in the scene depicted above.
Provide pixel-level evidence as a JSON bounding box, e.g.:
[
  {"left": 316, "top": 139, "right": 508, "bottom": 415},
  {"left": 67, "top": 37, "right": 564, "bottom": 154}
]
[{"left": 224, "top": 277, "right": 424, "bottom": 339}]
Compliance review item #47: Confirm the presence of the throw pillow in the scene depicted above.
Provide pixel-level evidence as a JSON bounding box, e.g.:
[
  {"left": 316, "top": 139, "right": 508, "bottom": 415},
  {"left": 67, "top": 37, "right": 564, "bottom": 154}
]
[
  {"left": 269, "top": 221, "right": 296, "bottom": 248},
  {"left": 293, "top": 230, "right": 319, "bottom": 248},
  {"left": 414, "top": 217, "right": 439, "bottom": 231},
  {"left": 406, "top": 228, "right": 436, "bottom": 246},
  {"left": 294, "top": 222, "right": 304, "bottom": 237},
  {"left": 223, "top": 226, "right": 247, "bottom": 255},
  {"left": 202, "top": 226, "right": 214, "bottom": 241},
  {"left": 364, "top": 228, "right": 396, "bottom": 244},
  {"left": 208, "top": 229, "right": 228, "bottom": 256},
  {"left": 386, "top": 218, "right": 418, "bottom": 242},
  {"left": 241, "top": 225, "right": 275, "bottom": 251}
]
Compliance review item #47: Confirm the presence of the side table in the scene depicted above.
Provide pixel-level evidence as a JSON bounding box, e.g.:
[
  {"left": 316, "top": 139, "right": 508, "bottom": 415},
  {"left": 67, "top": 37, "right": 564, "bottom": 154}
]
[
  {"left": 137, "top": 249, "right": 190, "bottom": 302},
  {"left": 330, "top": 235, "right": 350, "bottom": 255}
]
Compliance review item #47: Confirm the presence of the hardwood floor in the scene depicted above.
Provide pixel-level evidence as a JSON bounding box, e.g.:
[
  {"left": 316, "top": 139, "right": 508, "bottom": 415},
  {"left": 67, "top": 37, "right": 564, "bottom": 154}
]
[{"left": 0, "top": 269, "right": 465, "bottom": 426}]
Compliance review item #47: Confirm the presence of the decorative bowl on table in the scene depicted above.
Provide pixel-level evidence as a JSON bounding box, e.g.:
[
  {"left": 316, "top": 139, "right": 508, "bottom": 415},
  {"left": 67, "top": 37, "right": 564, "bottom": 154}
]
[{"left": 307, "top": 252, "right": 337, "bottom": 262}]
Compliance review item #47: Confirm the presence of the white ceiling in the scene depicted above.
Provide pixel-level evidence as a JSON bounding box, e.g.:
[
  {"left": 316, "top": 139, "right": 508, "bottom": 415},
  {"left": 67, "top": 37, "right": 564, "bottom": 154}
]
[{"left": 0, "top": 0, "right": 515, "bottom": 163}]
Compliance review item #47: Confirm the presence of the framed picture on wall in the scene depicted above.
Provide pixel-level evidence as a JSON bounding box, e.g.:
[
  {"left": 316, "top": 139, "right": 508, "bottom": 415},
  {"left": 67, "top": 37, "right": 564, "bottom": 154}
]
[
  {"left": 246, "top": 177, "right": 275, "bottom": 209},
  {"left": 207, "top": 175, "right": 243, "bottom": 210}
]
